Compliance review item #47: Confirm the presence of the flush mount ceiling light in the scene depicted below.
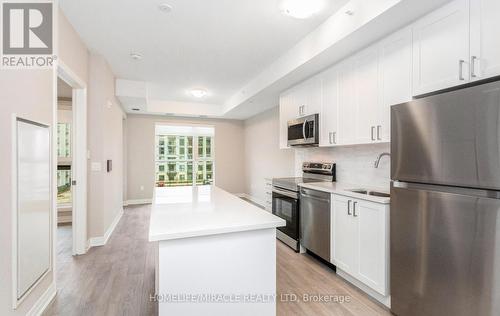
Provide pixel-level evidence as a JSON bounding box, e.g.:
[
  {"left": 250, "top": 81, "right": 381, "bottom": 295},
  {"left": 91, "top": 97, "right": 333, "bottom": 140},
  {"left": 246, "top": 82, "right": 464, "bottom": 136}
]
[
  {"left": 281, "top": 0, "right": 326, "bottom": 19},
  {"left": 130, "top": 53, "right": 143, "bottom": 60},
  {"left": 158, "top": 3, "right": 172, "bottom": 13},
  {"left": 190, "top": 88, "right": 208, "bottom": 98}
]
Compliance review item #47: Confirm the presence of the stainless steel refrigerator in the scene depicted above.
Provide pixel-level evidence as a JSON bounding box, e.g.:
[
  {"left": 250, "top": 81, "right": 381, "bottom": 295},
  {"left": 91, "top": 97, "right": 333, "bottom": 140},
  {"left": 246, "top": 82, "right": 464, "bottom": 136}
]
[{"left": 391, "top": 80, "right": 500, "bottom": 316}]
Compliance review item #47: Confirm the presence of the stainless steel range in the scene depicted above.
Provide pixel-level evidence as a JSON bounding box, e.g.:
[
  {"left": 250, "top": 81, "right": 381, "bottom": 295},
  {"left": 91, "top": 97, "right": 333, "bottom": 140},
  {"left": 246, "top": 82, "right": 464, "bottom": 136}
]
[{"left": 272, "top": 162, "right": 335, "bottom": 252}]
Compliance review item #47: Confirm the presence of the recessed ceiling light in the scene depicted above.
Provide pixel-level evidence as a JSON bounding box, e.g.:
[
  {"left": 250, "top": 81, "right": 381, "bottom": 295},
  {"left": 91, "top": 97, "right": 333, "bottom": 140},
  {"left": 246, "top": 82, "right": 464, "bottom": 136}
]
[
  {"left": 190, "top": 88, "right": 208, "bottom": 98},
  {"left": 130, "top": 53, "right": 143, "bottom": 60},
  {"left": 281, "top": 0, "right": 325, "bottom": 19},
  {"left": 158, "top": 3, "right": 172, "bottom": 13}
]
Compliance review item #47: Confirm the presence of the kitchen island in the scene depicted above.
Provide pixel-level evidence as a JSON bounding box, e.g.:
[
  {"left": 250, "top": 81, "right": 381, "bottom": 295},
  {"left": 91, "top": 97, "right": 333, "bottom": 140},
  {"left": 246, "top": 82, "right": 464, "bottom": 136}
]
[{"left": 149, "top": 185, "right": 285, "bottom": 316}]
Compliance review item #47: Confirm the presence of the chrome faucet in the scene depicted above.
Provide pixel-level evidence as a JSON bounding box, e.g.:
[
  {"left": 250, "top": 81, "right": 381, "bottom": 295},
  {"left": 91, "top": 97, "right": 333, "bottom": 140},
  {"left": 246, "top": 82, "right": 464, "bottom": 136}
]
[{"left": 374, "top": 152, "right": 390, "bottom": 168}]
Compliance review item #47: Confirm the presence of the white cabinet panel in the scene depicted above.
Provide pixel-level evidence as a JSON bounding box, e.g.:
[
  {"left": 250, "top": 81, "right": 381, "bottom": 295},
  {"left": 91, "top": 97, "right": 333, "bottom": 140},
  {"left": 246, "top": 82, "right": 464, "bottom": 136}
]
[
  {"left": 320, "top": 66, "right": 339, "bottom": 146},
  {"left": 332, "top": 194, "right": 389, "bottom": 296},
  {"left": 470, "top": 0, "right": 500, "bottom": 81},
  {"left": 279, "top": 93, "right": 295, "bottom": 149},
  {"left": 332, "top": 195, "right": 355, "bottom": 272},
  {"left": 337, "top": 60, "right": 357, "bottom": 145},
  {"left": 378, "top": 27, "right": 413, "bottom": 142},
  {"left": 355, "top": 200, "right": 388, "bottom": 296},
  {"left": 412, "top": 0, "right": 470, "bottom": 96},
  {"left": 299, "top": 77, "right": 322, "bottom": 117},
  {"left": 354, "top": 47, "right": 379, "bottom": 144}
]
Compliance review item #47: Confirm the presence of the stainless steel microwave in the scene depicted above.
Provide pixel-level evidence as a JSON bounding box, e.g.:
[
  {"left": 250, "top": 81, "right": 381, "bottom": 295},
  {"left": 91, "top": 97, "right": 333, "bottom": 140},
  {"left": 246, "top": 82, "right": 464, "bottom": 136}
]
[{"left": 287, "top": 113, "right": 319, "bottom": 147}]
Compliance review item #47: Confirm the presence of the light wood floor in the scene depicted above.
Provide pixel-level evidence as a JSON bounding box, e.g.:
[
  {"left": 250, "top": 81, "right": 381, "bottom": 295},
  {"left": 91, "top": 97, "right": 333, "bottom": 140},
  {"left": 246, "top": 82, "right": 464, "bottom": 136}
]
[{"left": 45, "top": 203, "right": 391, "bottom": 316}]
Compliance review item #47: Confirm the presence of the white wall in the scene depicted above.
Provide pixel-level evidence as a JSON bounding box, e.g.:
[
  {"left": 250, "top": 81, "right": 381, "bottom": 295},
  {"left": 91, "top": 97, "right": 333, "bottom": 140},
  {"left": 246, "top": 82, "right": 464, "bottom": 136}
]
[
  {"left": 87, "top": 54, "right": 125, "bottom": 238},
  {"left": 126, "top": 115, "right": 245, "bottom": 201},
  {"left": 294, "top": 143, "right": 391, "bottom": 190},
  {"left": 243, "top": 107, "right": 295, "bottom": 204}
]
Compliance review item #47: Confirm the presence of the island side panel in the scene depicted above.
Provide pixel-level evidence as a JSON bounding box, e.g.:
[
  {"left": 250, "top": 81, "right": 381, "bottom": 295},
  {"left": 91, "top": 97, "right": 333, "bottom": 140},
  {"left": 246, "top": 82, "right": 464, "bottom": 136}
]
[{"left": 157, "top": 228, "right": 277, "bottom": 316}]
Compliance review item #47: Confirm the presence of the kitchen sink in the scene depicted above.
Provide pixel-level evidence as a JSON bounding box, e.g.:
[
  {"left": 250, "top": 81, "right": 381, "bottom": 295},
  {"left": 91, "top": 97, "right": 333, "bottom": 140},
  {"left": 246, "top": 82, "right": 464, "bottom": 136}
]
[{"left": 347, "top": 189, "right": 390, "bottom": 198}]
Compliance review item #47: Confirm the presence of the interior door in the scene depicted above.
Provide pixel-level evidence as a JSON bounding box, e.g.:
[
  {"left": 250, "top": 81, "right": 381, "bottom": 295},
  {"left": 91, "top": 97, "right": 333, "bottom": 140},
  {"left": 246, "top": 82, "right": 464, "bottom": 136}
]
[
  {"left": 470, "top": 0, "right": 500, "bottom": 81},
  {"left": 412, "top": 0, "right": 470, "bottom": 96},
  {"left": 332, "top": 195, "right": 355, "bottom": 272},
  {"left": 391, "top": 182, "right": 500, "bottom": 316}
]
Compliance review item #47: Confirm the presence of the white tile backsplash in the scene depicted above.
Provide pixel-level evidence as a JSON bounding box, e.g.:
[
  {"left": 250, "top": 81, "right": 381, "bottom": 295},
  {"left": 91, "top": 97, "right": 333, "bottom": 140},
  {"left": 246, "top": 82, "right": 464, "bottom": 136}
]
[{"left": 295, "top": 143, "right": 391, "bottom": 190}]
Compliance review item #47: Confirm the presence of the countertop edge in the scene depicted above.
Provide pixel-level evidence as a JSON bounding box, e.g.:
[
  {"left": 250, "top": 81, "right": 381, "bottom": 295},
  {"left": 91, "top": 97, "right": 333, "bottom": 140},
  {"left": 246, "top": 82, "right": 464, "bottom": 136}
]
[{"left": 149, "top": 220, "right": 286, "bottom": 242}]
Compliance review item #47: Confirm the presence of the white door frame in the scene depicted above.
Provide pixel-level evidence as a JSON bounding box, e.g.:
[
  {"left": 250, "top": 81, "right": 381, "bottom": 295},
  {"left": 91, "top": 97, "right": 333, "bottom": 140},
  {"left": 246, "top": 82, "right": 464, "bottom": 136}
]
[{"left": 57, "top": 61, "right": 88, "bottom": 255}]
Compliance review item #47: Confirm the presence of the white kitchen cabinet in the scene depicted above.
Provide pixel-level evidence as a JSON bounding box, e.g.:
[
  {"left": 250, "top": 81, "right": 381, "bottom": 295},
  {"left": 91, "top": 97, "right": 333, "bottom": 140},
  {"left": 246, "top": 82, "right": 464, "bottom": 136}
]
[
  {"left": 279, "top": 92, "right": 296, "bottom": 149},
  {"left": 264, "top": 178, "right": 272, "bottom": 212},
  {"left": 470, "top": 0, "right": 500, "bottom": 81},
  {"left": 331, "top": 194, "right": 389, "bottom": 296},
  {"left": 337, "top": 59, "right": 358, "bottom": 145},
  {"left": 320, "top": 66, "right": 339, "bottom": 146},
  {"left": 412, "top": 0, "right": 470, "bottom": 96},
  {"left": 377, "top": 26, "right": 413, "bottom": 142},
  {"left": 332, "top": 195, "right": 356, "bottom": 272},
  {"left": 354, "top": 47, "right": 380, "bottom": 144}
]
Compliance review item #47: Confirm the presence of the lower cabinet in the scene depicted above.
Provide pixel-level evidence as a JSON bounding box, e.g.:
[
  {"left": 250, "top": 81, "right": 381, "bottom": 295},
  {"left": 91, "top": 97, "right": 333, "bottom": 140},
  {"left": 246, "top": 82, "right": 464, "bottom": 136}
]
[
  {"left": 264, "top": 178, "right": 273, "bottom": 212},
  {"left": 331, "top": 194, "right": 389, "bottom": 296}
]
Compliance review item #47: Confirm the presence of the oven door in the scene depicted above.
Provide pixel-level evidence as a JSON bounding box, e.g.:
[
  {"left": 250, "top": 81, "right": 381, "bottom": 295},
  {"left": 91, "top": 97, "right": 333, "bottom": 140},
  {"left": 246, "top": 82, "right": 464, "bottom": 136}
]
[
  {"left": 272, "top": 187, "right": 299, "bottom": 240},
  {"left": 287, "top": 114, "right": 319, "bottom": 147}
]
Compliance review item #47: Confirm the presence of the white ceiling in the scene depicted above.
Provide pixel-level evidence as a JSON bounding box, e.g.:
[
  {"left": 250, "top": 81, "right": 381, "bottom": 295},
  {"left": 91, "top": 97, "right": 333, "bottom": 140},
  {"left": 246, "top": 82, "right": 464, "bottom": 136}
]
[{"left": 60, "top": 0, "right": 348, "bottom": 108}]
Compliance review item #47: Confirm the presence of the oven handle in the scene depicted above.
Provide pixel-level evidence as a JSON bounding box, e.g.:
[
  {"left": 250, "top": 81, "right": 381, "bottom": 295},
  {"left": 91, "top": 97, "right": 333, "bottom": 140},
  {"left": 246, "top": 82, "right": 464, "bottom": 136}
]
[
  {"left": 272, "top": 187, "right": 299, "bottom": 199},
  {"left": 302, "top": 119, "right": 308, "bottom": 140}
]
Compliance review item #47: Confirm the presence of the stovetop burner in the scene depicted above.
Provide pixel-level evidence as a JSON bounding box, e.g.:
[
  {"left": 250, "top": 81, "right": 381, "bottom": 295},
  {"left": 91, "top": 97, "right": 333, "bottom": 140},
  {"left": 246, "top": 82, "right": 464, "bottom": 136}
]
[{"left": 272, "top": 162, "right": 336, "bottom": 192}]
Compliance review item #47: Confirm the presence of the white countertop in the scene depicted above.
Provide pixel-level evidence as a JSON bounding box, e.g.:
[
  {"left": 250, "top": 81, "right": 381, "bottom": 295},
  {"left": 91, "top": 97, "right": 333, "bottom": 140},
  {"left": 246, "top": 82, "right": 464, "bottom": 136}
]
[
  {"left": 149, "top": 185, "right": 286, "bottom": 242},
  {"left": 299, "top": 182, "right": 391, "bottom": 204}
]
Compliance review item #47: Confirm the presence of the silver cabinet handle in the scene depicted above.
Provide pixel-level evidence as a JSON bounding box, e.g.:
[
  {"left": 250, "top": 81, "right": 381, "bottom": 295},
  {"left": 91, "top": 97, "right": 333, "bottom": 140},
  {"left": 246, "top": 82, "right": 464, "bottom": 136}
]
[
  {"left": 371, "top": 126, "right": 375, "bottom": 141},
  {"left": 347, "top": 200, "right": 352, "bottom": 215},
  {"left": 332, "top": 132, "right": 336, "bottom": 144},
  {"left": 302, "top": 119, "right": 307, "bottom": 140},
  {"left": 471, "top": 56, "right": 478, "bottom": 78},
  {"left": 353, "top": 201, "right": 358, "bottom": 217},
  {"left": 459, "top": 60, "right": 465, "bottom": 81},
  {"left": 377, "top": 125, "right": 381, "bottom": 140},
  {"left": 329, "top": 132, "right": 332, "bottom": 144}
]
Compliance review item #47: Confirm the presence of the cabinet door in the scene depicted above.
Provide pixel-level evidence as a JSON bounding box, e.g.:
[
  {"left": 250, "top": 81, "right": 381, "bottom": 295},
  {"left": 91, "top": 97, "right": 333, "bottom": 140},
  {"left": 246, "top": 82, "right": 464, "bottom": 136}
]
[
  {"left": 378, "top": 27, "right": 413, "bottom": 142},
  {"left": 337, "top": 60, "right": 357, "bottom": 145},
  {"left": 354, "top": 47, "right": 379, "bottom": 144},
  {"left": 332, "top": 195, "right": 355, "bottom": 272},
  {"left": 320, "top": 67, "right": 339, "bottom": 146},
  {"left": 470, "top": 0, "right": 500, "bottom": 81},
  {"left": 279, "top": 93, "right": 295, "bottom": 149},
  {"left": 412, "top": 0, "right": 470, "bottom": 96},
  {"left": 301, "top": 77, "right": 322, "bottom": 117},
  {"left": 354, "top": 200, "right": 388, "bottom": 295}
]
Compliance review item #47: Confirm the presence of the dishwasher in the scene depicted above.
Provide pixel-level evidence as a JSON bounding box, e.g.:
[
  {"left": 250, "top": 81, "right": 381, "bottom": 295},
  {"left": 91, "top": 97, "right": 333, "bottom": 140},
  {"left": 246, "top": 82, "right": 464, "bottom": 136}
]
[{"left": 299, "top": 187, "right": 331, "bottom": 262}]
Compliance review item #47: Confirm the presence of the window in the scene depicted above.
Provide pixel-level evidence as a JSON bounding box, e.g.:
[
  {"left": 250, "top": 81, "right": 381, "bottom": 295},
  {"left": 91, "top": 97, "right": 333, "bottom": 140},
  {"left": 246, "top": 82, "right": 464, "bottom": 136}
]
[
  {"left": 57, "top": 165, "right": 71, "bottom": 205},
  {"left": 57, "top": 123, "right": 71, "bottom": 158},
  {"left": 155, "top": 125, "right": 214, "bottom": 187}
]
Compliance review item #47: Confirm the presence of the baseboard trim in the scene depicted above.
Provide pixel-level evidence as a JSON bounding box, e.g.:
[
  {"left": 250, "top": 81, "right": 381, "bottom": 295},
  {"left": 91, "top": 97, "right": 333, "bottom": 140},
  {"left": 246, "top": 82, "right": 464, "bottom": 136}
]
[
  {"left": 88, "top": 208, "right": 123, "bottom": 248},
  {"left": 337, "top": 269, "right": 391, "bottom": 308},
  {"left": 27, "top": 282, "right": 56, "bottom": 316},
  {"left": 124, "top": 199, "right": 152, "bottom": 206},
  {"left": 235, "top": 193, "right": 265, "bottom": 209}
]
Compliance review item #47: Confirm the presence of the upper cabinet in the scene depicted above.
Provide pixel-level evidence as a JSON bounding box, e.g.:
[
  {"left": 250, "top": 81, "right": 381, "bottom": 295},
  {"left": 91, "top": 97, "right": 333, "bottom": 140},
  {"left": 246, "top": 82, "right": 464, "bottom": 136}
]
[
  {"left": 378, "top": 27, "right": 413, "bottom": 142},
  {"left": 412, "top": 0, "right": 470, "bottom": 96},
  {"left": 412, "top": 0, "right": 500, "bottom": 95},
  {"left": 470, "top": 0, "right": 500, "bottom": 81},
  {"left": 320, "top": 66, "right": 339, "bottom": 146},
  {"left": 279, "top": 0, "right": 500, "bottom": 149}
]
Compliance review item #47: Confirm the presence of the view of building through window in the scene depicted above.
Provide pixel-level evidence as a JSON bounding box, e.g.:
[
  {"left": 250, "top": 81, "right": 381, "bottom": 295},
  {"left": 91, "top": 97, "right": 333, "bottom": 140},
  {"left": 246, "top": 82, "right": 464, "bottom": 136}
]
[
  {"left": 155, "top": 125, "right": 214, "bottom": 187},
  {"left": 57, "top": 123, "right": 72, "bottom": 204}
]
